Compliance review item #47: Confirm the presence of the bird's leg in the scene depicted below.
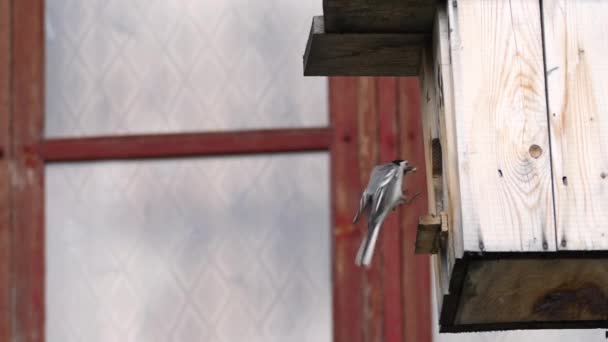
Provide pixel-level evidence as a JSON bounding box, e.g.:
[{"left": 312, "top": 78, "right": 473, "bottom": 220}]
[{"left": 399, "top": 191, "right": 421, "bottom": 206}]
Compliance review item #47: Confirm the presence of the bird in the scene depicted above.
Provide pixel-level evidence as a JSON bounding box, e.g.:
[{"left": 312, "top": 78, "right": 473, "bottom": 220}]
[{"left": 353, "top": 159, "right": 418, "bottom": 267}]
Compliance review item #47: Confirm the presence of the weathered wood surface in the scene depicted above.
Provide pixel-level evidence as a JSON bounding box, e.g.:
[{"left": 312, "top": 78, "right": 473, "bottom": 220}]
[
  {"left": 455, "top": 257, "right": 608, "bottom": 326},
  {"left": 39, "top": 128, "right": 332, "bottom": 161},
  {"left": 330, "top": 77, "right": 364, "bottom": 342},
  {"left": 397, "top": 77, "right": 432, "bottom": 342},
  {"left": 435, "top": 6, "right": 460, "bottom": 270},
  {"left": 448, "top": 0, "right": 555, "bottom": 252},
  {"left": 420, "top": 7, "right": 461, "bottom": 320},
  {"left": 332, "top": 77, "right": 432, "bottom": 341},
  {"left": 377, "top": 77, "right": 404, "bottom": 342},
  {"left": 323, "top": 0, "right": 438, "bottom": 33},
  {"left": 304, "top": 16, "right": 427, "bottom": 76},
  {"left": 416, "top": 215, "right": 442, "bottom": 254},
  {"left": 420, "top": 21, "right": 448, "bottom": 321},
  {"left": 419, "top": 49, "right": 440, "bottom": 217},
  {"left": 12, "top": 0, "right": 45, "bottom": 340},
  {"left": 355, "top": 77, "right": 384, "bottom": 342},
  {"left": 543, "top": 0, "right": 608, "bottom": 251},
  {"left": 0, "top": 0, "right": 11, "bottom": 340}
]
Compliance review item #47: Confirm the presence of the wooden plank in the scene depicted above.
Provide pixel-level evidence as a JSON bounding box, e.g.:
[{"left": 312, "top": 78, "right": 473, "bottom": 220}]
[
  {"left": 418, "top": 47, "right": 439, "bottom": 218},
  {"left": 11, "top": 0, "right": 45, "bottom": 341},
  {"left": 304, "top": 16, "right": 427, "bottom": 76},
  {"left": 397, "top": 77, "right": 431, "bottom": 342},
  {"left": 455, "top": 257, "right": 608, "bottom": 326},
  {"left": 355, "top": 77, "right": 383, "bottom": 342},
  {"left": 376, "top": 77, "right": 403, "bottom": 342},
  {"left": 330, "top": 77, "right": 364, "bottom": 342},
  {"left": 436, "top": 5, "right": 461, "bottom": 275},
  {"left": 323, "top": 0, "right": 438, "bottom": 33},
  {"left": 542, "top": 0, "right": 608, "bottom": 250},
  {"left": 418, "top": 33, "right": 448, "bottom": 322},
  {"left": 38, "top": 128, "right": 333, "bottom": 161},
  {"left": 415, "top": 215, "right": 441, "bottom": 254},
  {"left": 448, "top": 0, "right": 555, "bottom": 252},
  {"left": 0, "top": 0, "right": 11, "bottom": 340}
]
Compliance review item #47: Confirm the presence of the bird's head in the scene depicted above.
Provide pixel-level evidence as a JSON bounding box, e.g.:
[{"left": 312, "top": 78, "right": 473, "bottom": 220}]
[{"left": 392, "top": 159, "right": 417, "bottom": 174}]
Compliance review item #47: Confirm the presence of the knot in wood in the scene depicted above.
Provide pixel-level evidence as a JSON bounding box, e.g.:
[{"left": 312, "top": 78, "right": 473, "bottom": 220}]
[{"left": 529, "top": 144, "right": 543, "bottom": 159}]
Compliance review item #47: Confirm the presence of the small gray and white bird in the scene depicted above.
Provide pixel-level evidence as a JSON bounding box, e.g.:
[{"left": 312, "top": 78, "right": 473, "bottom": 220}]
[{"left": 353, "top": 159, "right": 417, "bottom": 267}]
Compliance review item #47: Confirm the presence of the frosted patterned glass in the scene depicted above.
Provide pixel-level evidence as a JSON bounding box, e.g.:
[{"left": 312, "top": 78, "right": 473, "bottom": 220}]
[
  {"left": 45, "top": 153, "right": 331, "bottom": 342},
  {"left": 44, "top": 0, "right": 327, "bottom": 136}
]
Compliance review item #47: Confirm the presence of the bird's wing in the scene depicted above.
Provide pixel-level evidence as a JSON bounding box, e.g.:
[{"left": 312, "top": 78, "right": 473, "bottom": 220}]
[
  {"left": 358, "top": 175, "right": 399, "bottom": 267},
  {"left": 353, "top": 193, "right": 370, "bottom": 223},
  {"left": 371, "top": 170, "right": 401, "bottom": 216},
  {"left": 355, "top": 163, "right": 399, "bottom": 223},
  {"left": 365, "top": 163, "right": 399, "bottom": 194}
]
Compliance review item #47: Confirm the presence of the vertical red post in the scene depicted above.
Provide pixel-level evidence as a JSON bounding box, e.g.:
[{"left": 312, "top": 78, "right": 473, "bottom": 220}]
[
  {"left": 11, "top": 0, "right": 45, "bottom": 341},
  {"left": 0, "top": 0, "right": 11, "bottom": 340},
  {"left": 330, "top": 77, "right": 364, "bottom": 342},
  {"left": 376, "top": 77, "right": 404, "bottom": 342},
  {"left": 356, "top": 77, "right": 383, "bottom": 342},
  {"left": 331, "top": 76, "right": 432, "bottom": 342},
  {"left": 398, "top": 77, "right": 431, "bottom": 342}
]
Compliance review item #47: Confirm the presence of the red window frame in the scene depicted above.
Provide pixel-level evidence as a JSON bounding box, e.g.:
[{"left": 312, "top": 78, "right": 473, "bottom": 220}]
[{"left": 1, "top": 1, "right": 431, "bottom": 342}]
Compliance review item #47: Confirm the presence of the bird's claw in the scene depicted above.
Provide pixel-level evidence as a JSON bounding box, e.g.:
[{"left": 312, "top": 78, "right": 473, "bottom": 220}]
[{"left": 399, "top": 191, "right": 421, "bottom": 206}]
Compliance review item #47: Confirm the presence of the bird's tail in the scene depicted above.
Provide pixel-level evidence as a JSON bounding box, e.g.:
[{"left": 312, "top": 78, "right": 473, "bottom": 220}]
[{"left": 355, "top": 220, "right": 382, "bottom": 267}]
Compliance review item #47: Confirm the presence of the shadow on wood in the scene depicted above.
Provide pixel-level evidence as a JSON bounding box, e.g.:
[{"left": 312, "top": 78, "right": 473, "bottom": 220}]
[
  {"left": 440, "top": 253, "right": 608, "bottom": 332},
  {"left": 304, "top": 17, "right": 427, "bottom": 76},
  {"left": 323, "top": 0, "right": 438, "bottom": 33}
]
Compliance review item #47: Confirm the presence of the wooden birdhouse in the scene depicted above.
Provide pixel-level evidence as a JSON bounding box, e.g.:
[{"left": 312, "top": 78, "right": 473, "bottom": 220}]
[{"left": 304, "top": 0, "right": 608, "bottom": 332}]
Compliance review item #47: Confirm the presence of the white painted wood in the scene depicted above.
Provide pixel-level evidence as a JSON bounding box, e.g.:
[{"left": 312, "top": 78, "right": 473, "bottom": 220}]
[
  {"left": 543, "top": 0, "right": 608, "bottom": 250},
  {"left": 448, "top": 0, "right": 556, "bottom": 252}
]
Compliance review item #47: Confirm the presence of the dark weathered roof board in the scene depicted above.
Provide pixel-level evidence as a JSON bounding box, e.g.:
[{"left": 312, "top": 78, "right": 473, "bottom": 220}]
[
  {"left": 323, "top": 0, "right": 439, "bottom": 33},
  {"left": 304, "top": 16, "right": 428, "bottom": 76}
]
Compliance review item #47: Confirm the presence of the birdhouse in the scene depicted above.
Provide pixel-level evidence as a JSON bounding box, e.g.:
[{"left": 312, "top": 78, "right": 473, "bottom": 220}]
[{"left": 304, "top": 0, "right": 608, "bottom": 332}]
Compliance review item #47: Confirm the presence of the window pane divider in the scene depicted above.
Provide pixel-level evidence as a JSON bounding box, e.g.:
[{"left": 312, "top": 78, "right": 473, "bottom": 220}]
[{"left": 36, "top": 127, "right": 333, "bottom": 162}]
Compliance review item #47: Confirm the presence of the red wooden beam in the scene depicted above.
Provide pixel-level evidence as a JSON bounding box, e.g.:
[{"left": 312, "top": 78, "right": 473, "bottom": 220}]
[
  {"left": 398, "top": 77, "right": 431, "bottom": 342},
  {"left": 0, "top": 0, "right": 11, "bottom": 340},
  {"left": 330, "top": 77, "right": 364, "bottom": 342},
  {"left": 37, "top": 128, "right": 333, "bottom": 161},
  {"left": 355, "top": 77, "right": 383, "bottom": 342},
  {"left": 11, "top": 0, "right": 45, "bottom": 341},
  {"left": 376, "top": 77, "right": 404, "bottom": 342}
]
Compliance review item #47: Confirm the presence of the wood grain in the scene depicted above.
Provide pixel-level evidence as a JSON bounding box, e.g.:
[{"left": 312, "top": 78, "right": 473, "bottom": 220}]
[
  {"left": 0, "top": 0, "right": 11, "bottom": 339},
  {"left": 416, "top": 215, "right": 442, "bottom": 254},
  {"left": 304, "top": 16, "right": 426, "bottom": 76},
  {"left": 377, "top": 77, "right": 403, "bottom": 342},
  {"left": 355, "top": 77, "right": 383, "bottom": 342},
  {"left": 418, "top": 48, "right": 440, "bottom": 218},
  {"left": 456, "top": 257, "right": 608, "bottom": 325},
  {"left": 419, "top": 37, "right": 448, "bottom": 325},
  {"left": 436, "top": 6, "right": 461, "bottom": 273},
  {"left": 330, "top": 77, "right": 364, "bottom": 342},
  {"left": 39, "top": 128, "right": 333, "bottom": 161},
  {"left": 12, "top": 0, "right": 45, "bottom": 341},
  {"left": 397, "top": 77, "right": 432, "bottom": 342},
  {"left": 420, "top": 8, "right": 462, "bottom": 321},
  {"left": 542, "top": 0, "right": 608, "bottom": 250},
  {"left": 323, "top": 0, "right": 438, "bottom": 33},
  {"left": 448, "top": 0, "right": 556, "bottom": 252}
]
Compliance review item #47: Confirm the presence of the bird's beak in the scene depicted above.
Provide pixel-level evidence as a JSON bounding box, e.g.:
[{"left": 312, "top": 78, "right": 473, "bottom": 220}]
[{"left": 404, "top": 165, "right": 417, "bottom": 174}]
